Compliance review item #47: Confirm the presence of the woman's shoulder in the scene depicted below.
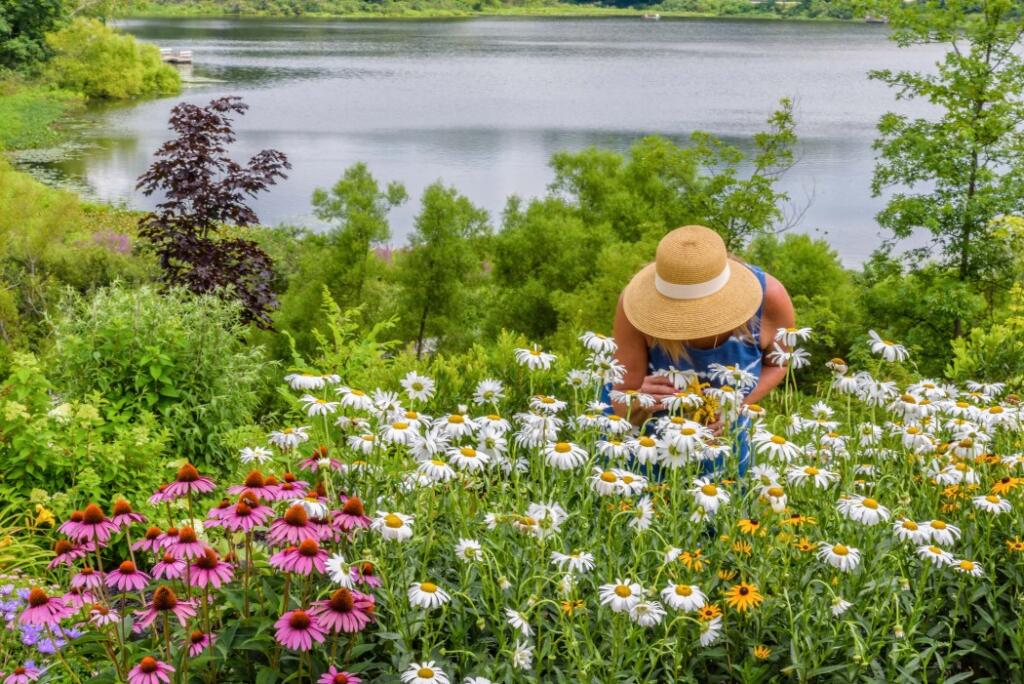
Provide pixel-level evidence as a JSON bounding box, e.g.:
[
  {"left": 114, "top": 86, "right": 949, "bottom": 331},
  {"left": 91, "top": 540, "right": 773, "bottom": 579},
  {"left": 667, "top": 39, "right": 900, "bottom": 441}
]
[{"left": 758, "top": 271, "right": 795, "bottom": 343}]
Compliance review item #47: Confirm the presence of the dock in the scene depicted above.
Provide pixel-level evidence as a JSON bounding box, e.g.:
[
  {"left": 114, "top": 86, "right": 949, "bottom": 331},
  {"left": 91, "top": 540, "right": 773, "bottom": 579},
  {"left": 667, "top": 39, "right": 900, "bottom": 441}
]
[{"left": 160, "top": 49, "right": 193, "bottom": 65}]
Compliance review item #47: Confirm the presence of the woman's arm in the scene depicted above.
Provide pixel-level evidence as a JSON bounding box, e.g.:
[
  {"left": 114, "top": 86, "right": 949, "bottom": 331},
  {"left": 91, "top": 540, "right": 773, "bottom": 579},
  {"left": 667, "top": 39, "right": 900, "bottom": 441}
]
[
  {"left": 745, "top": 273, "right": 796, "bottom": 406},
  {"left": 611, "top": 295, "right": 676, "bottom": 423}
]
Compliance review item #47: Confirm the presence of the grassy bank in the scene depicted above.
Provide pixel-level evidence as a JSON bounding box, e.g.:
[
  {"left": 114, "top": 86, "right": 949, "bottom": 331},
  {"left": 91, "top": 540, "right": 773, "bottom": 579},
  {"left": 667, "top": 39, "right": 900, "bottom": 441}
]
[{"left": 0, "top": 80, "right": 83, "bottom": 151}]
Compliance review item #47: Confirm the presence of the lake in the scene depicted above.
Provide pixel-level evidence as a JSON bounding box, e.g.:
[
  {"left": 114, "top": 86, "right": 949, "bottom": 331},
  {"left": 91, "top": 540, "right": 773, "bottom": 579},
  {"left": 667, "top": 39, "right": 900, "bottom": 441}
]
[{"left": 22, "top": 16, "right": 942, "bottom": 263}]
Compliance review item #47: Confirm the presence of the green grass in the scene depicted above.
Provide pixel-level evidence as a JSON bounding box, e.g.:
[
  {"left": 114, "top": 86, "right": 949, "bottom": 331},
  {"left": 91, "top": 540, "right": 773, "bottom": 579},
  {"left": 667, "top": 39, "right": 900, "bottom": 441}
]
[{"left": 0, "top": 81, "right": 83, "bottom": 151}]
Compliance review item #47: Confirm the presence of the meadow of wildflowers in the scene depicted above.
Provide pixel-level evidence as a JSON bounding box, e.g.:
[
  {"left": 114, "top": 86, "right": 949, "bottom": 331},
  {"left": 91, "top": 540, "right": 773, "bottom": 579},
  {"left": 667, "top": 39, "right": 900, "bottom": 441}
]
[{"left": 4, "top": 328, "right": 1024, "bottom": 682}]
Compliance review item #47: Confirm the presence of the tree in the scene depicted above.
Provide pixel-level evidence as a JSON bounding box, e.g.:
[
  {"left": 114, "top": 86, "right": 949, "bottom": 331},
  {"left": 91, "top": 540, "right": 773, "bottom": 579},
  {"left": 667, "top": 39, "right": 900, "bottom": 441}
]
[
  {"left": 548, "top": 99, "right": 796, "bottom": 250},
  {"left": 870, "top": 0, "right": 1024, "bottom": 335},
  {"left": 136, "top": 96, "right": 291, "bottom": 328},
  {"left": 311, "top": 163, "right": 407, "bottom": 304},
  {"left": 0, "top": 0, "right": 65, "bottom": 68},
  {"left": 395, "top": 182, "right": 490, "bottom": 357},
  {"left": 44, "top": 18, "right": 180, "bottom": 100}
]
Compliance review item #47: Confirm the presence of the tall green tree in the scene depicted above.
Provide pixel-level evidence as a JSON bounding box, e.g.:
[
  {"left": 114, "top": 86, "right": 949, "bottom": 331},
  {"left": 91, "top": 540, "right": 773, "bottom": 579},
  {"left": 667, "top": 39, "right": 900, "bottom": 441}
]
[
  {"left": 870, "top": 0, "right": 1024, "bottom": 335},
  {"left": 395, "top": 182, "right": 489, "bottom": 357},
  {"left": 0, "top": 0, "right": 65, "bottom": 68},
  {"left": 312, "top": 162, "right": 407, "bottom": 304}
]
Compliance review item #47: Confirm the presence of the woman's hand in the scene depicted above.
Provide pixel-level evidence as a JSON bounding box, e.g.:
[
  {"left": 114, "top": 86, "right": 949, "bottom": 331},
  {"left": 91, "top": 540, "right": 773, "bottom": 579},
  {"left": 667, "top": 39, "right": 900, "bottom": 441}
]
[
  {"left": 706, "top": 413, "right": 725, "bottom": 437},
  {"left": 639, "top": 374, "right": 676, "bottom": 400}
]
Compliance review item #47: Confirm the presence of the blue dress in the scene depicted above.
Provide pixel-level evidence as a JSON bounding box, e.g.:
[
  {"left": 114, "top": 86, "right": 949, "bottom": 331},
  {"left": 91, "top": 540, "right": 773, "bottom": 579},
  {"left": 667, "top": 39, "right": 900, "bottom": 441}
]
[{"left": 604, "top": 264, "right": 767, "bottom": 479}]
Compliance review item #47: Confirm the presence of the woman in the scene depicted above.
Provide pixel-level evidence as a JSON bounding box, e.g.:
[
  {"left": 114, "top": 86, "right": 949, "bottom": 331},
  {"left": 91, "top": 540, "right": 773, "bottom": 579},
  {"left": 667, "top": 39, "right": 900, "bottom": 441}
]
[{"left": 608, "top": 225, "right": 795, "bottom": 478}]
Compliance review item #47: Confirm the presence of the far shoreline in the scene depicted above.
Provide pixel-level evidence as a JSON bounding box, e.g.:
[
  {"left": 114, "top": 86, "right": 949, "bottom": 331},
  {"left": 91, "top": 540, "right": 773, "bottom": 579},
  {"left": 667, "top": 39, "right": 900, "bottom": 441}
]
[{"left": 118, "top": 6, "right": 866, "bottom": 25}]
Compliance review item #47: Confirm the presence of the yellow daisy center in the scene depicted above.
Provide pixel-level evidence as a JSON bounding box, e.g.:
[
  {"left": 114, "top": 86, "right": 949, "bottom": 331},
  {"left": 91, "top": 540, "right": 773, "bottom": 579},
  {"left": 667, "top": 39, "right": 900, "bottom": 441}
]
[
  {"left": 674, "top": 584, "right": 693, "bottom": 596},
  {"left": 600, "top": 471, "right": 617, "bottom": 483},
  {"left": 959, "top": 560, "right": 974, "bottom": 571},
  {"left": 419, "top": 582, "right": 437, "bottom": 593},
  {"left": 554, "top": 442, "right": 572, "bottom": 454},
  {"left": 861, "top": 498, "right": 878, "bottom": 510},
  {"left": 770, "top": 435, "right": 786, "bottom": 445},
  {"left": 930, "top": 520, "right": 946, "bottom": 530},
  {"left": 700, "top": 484, "right": 718, "bottom": 497},
  {"left": 832, "top": 544, "right": 849, "bottom": 556},
  {"left": 614, "top": 585, "right": 632, "bottom": 598},
  {"left": 384, "top": 514, "right": 404, "bottom": 529}
]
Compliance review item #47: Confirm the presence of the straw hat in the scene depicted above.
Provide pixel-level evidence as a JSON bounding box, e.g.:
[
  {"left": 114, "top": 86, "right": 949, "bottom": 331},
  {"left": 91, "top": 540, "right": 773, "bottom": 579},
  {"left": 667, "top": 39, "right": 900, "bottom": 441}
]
[{"left": 622, "top": 225, "right": 762, "bottom": 340}]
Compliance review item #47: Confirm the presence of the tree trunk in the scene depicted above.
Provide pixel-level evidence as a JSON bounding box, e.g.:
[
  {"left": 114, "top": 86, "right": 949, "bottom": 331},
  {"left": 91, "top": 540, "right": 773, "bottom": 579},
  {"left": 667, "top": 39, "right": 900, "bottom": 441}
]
[{"left": 416, "top": 306, "right": 429, "bottom": 360}]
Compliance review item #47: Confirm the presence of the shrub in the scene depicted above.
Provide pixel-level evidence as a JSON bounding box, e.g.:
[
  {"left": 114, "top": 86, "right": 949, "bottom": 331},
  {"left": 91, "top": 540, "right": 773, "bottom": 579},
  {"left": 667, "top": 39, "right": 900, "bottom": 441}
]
[
  {"left": 43, "top": 18, "right": 180, "bottom": 100},
  {"left": 48, "top": 285, "right": 272, "bottom": 472},
  {"left": 947, "top": 282, "right": 1024, "bottom": 389},
  {"left": 0, "top": 352, "right": 169, "bottom": 514}
]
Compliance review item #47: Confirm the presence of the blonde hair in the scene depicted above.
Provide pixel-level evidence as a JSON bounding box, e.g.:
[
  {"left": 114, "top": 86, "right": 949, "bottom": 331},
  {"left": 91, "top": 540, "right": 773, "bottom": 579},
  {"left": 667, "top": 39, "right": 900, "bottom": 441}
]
[{"left": 652, "top": 320, "right": 756, "bottom": 366}]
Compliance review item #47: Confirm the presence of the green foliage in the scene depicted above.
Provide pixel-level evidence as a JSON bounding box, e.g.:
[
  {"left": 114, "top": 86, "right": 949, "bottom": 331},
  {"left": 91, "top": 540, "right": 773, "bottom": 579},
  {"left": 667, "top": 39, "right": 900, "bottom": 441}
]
[
  {"left": 395, "top": 181, "right": 491, "bottom": 356},
  {"left": 286, "top": 287, "right": 400, "bottom": 390},
  {"left": 44, "top": 18, "right": 180, "bottom": 100},
  {"left": 48, "top": 284, "right": 272, "bottom": 472},
  {"left": 0, "top": 501, "right": 53, "bottom": 575},
  {"left": 947, "top": 282, "right": 1024, "bottom": 389},
  {"left": 311, "top": 162, "right": 408, "bottom": 305},
  {"left": 549, "top": 99, "right": 795, "bottom": 250},
  {"left": 0, "top": 351, "right": 170, "bottom": 514},
  {"left": 0, "top": 0, "right": 65, "bottom": 68},
  {"left": 857, "top": 255, "right": 986, "bottom": 377},
  {"left": 870, "top": 0, "right": 1024, "bottom": 297},
  {"left": 0, "top": 78, "right": 81, "bottom": 150},
  {"left": 0, "top": 159, "right": 153, "bottom": 373},
  {"left": 745, "top": 232, "right": 862, "bottom": 387}
]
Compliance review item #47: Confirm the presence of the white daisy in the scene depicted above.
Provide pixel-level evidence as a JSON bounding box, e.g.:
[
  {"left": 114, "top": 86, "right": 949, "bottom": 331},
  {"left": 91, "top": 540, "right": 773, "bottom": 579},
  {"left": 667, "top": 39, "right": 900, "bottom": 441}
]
[
  {"left": 472, "top": 379, "right": 505, "bottom": 405},
  {"left": 372, "top": 511, "right": 414, "bottom": 542},
  {"left": 550, "top": 550, "right": 595, "bottom": 574},
  {"left": 917, "top": 544, "right": 955, "bottom": 567},
  {"left": 455, "top": 538, "right": 483, "bottom": 562},
  {"left": 239, "top": 446, "right": 273, "bottom": 464},
  {"left": 973, "top": 494, "right": 1012, "bottom": 515},
  {"left": 598, "top": 578, "right": 644, "bottom": 612},
  {"left": 408, "top": 581, "right": 451, "bottom": 610},
  {"left": 514, "top": 345, "right": 556, "bottom": 371},
  {"left": 690, "top": 478, "right": 730, "bottom": 514},
  {"left": 580, "top": 331, "right": 617, "bottom": 355},
  {"left": 401, "top": 661, "right": 449, "bottom": 684},
  {"left": 660, "top": 583, "right": 706, "bottom": 611},
  {"left": 544, "top": 441, "right": 588, "bottom": 470},
  {"left": 269, "top": 426, "right": 310, "bottom": 451},
  {"left": 400, "top": 372, "right": 436, "bottom": 402},
  {"left": 504, "top": 608, "right": 533, "bottom": 637},
  {"left": 628, "top": 600, "right": 666, "bottom": 628},
  {"left": 817, "top": 542, "right": 861, "bottom": 572},
  {"left": 325, "top": 553, "right": 354, "bottom": 588}
]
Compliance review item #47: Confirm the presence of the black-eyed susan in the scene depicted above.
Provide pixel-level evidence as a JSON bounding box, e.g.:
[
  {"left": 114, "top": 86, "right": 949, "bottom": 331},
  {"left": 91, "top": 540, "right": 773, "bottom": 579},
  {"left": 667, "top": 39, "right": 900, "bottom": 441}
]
[
  {"left": 1006, "top": 537, "right": 1024, "bottom": 553},
  {"left": 697, "top": 603, "right": 722, "bottom": 621},
  {"left": 732, "top": 540, "right": 753, "bottom": 557},
  {"left": 717, "top": 568, "right": 738, "bottom": 582},
  {"left": 560, "top": 599, "right": 585, "bottom": 617},
  {"left": 753, "top": 644, "right": 771, "bottom": 660},
  {"left": 679, "top": 549, "right": 706, "bottom": 572},
  {"left": 779, "top": 513, "right": 816, "bottom": 527},
  {"left": 991, "top": 476, "right": 1021, "bottom": 495},
  {"left": 724, "top": 582, "right": 763, "bottom": 612},
  {"left": 738, "top": 518, "right": 766, "bottom": 536}
]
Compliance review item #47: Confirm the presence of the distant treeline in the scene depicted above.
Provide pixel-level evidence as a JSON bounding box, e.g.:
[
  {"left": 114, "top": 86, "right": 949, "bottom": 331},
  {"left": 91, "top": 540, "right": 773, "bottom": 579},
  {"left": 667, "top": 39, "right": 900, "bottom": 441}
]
[{"left": 127, "top": 0, "right": 859, "bottom": 20}]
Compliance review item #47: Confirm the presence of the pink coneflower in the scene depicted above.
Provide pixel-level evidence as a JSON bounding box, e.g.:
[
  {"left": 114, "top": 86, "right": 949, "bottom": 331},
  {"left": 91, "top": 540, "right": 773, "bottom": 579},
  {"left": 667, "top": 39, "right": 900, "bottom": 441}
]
[
  {"left": 3, "top": 661, "right": 41, "bottom": 684},
  {"left": 132, "top": 527, "right": 164, "bottom": 554},
  {"left": 318, "top": 666, "right": 362, "bottom": 684},
  {"left": 268, "top": 505, "right": 318, "bottom": 546},
  {"left": 48, "top": 539, "right": 89, "bottom": 569},
  {"left": 311, "top": 588, "right": 375, "bottom": 634},
  {"left": 190, "top": 548, "right": 234, "bottom": 589},
  {"left": 134, "top": 586, "right": 196, "bottom": 632},
  {"left": 228, "top": 470, "right": 277, "bottom": 501},
  {"left": 62, "top": 587, "right": 95, "bottom": 610},
  {"left": 334, "top": 496, "right": 372, "bottom": 532},
  {"left": 127, "top": 656, "right": 174, "bottom": 684},
  {"left": 351, "top": 561, "right": 382, "bottom": 589},
  {"left": 204, "top": 498, "right": 233, "bottom": 528},
  {"left": 149, "top": 484, "right": 172, "bottom": 505},
  {"left": 106, "top": 560, "right": 151, "bottom": 593},
  {"left": 157, "top": 527, "right": 180, "bottom": 550},
  {"left": 56, "top": 510, "right": 84, "bottom": 540},
  {"left": 220, "top": 498, "right": 274, "bottom": 533},
  {"left": 274, "top": 609, "right": 326, "bottom": 651},
  {"left": 271, "top": 539, "right": 327, "bottom": 575},
  {"left": 71, "top": 567, "right": 105, "bottom": 590},
  {"left": 162, "top": 463, "right": 216, "bottom": 501},
  {"left": 168, "top": 527, "right": 205, "bottom": 560},
  {"left": 301, "top": 445, "right": 344, "bottom": 472},
  {"left": 89, "top": 603, "right": 120, "bottom": 627},
  {"left": 19, "top": 588, "right": 73, "bottom": 625},
  {"left": 187, "top": 630, "right": 215, "bottom": 657},
  {"left": 74, "top": 504, "right": 118, "bottom": 544},
  {"left": 152, "top": 553, "right": 186, "bottom": 580},
  {"left": 111, "top": 499, "right": 146, "bottom": 530}
]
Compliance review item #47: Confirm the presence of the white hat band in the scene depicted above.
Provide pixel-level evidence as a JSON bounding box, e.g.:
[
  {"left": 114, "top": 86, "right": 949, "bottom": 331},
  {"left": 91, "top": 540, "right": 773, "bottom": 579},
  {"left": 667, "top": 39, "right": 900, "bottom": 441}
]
[{"left": 654, "top": 263, "right": 731, "bottom": 300}]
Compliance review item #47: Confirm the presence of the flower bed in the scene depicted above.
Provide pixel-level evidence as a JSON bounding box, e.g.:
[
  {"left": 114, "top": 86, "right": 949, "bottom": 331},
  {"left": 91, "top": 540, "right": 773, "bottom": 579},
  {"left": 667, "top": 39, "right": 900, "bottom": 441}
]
[{"left": 3, "top": 330, "right": 1023, "bottom": 682}]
